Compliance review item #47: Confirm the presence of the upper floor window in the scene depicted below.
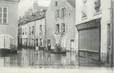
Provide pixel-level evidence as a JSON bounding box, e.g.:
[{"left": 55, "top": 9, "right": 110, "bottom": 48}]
[
  {"left": 56, "top": 24, "right": 60, "bottom": 33},
  {"left": 32, "top": 26, "right": 35, "bottom": 34},
  {"left": 0, "top": 7, "right": 8, "bottom": 24},
  {"left": 0, "top": 7, "right": 2, "bottom": 24},
  {"left": 55, "top": 1, "right": 58, "bottom": 6},
  {"left": 3, "top": 8, "right": 8, "bottom": 24},
  {"left": 40, "top": 25, "right": 42, "bottom": 32},
  {"left": 61, "top": 23, "right": 65, "bottom": 33},
  {"left": 94, "top": 0, "right": 101, "bottom": 12},
  {"left": 29, "top": 27, "right": 31, "bottom": 35},
  {"left": 61, "top": 8, "right": 66, "bottom": 18},
  {"left": 56, "top": 9, "right": 59, "bottom": 18},
  {"left": 81, "top": 0, "right": 87, "bottom": 19}
]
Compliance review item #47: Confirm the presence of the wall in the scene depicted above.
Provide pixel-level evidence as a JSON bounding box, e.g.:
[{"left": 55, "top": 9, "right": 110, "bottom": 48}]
[
  {"left": 75, "top": 0, "right": 111, "bottom": 63},
  {"left": 0, "top": 1, "right": 18, "bottom": 47},
  {"left": 46, "top": 0, "right": 57, "bottom": 49}
]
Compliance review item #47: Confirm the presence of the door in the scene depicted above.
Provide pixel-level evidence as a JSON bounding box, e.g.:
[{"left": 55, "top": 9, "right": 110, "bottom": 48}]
[{"left": 70, "top": 40, "right": 75, "bottom": 65}]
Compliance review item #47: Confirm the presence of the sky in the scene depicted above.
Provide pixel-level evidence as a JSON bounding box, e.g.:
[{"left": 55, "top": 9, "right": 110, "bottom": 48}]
[{"left": 18, "top": 0, "right": 51, "bottom": 17}]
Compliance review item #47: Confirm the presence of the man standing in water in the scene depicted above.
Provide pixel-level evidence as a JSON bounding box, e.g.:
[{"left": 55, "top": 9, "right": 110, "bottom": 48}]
[
  {"left": 47, "top": 40, "right": 51, "bottom": 51},
  {"left": 47, "top": 40, "right": 51, "bottom": 65}
]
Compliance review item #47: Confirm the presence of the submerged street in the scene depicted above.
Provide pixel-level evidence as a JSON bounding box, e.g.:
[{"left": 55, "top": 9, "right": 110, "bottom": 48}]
[
  {"left": 1, "top": 0, "right": 114, "bottom": 68},
  {"left": 0, "top": 48, "right": 103, "bottom": 68},
  {"left": 0, "top": 48, "right": 78, "bottom": 68}
]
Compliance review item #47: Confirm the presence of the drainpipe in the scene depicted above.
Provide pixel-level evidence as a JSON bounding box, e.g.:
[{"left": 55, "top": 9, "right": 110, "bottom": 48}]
[{"left": 111, "top": 0, "right": 114, "bottom": 67}]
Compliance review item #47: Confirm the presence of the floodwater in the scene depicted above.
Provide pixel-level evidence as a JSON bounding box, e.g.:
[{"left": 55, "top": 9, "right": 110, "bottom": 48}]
[{"left": 0, "top": 48, "right": 78, "bottom": 68}]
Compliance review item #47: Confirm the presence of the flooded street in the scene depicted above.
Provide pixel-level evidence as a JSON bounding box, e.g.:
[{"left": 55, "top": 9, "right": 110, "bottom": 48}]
[{"left": 0, "top": 48, "right": 78, "bottom": 68}]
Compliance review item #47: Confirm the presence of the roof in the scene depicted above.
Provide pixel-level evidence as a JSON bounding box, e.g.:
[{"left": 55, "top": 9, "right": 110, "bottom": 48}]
[
  {"left": 18, "top": 9, "right": 46, "bottom": 26},
  {"left": 67, "top": 0, "right": 75, "bottom": 7}
]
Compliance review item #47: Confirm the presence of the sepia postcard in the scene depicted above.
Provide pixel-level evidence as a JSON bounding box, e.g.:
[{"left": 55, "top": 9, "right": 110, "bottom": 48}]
[{"left": 0, "top": 0, "right": 114, "bottom": 73}]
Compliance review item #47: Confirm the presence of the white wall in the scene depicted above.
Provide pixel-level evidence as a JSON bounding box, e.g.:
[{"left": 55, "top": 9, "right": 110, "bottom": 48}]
[{"left": 75, "top": 0, "right": 112, "bottom": 62}]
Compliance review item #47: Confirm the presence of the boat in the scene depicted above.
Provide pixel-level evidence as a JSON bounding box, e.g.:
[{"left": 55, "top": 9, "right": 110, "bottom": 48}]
[
  {"left": 0, "top": 48, "right": 17, "bottom": 57},
  {"left": 50, "top": 50, "right": 66, "bottom": 54}
]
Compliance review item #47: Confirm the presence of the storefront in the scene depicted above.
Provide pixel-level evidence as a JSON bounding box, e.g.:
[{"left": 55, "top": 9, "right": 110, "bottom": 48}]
[{"left": 76, "top": 19, "right": 101, "bottom": 66}]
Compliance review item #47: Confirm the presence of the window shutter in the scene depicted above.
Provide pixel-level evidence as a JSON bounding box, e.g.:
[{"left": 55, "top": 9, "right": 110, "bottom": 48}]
[
  {"left": 3, "top": 7, "right": 8, "bottom": 24},
  {"left": 0, "top": 7, "right": 2, "bottom": 24}
]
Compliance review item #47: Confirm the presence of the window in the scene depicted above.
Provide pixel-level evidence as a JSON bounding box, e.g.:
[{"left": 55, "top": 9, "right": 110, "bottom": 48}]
[
  {"left": 61, "top": 8, "right": 66, "bottom": 17},
  {"left": 3, "top": 8, "right": 8, "bottom": 24},
  {"left": 70, "top": 40, "right": 75, "bottom": 50},
  {"left": 94, "top": 0, "right": 101, "bottom": 12},
  {"left": 40, "top": 38, "right": 42, "bottom": 46},
  {"left": 56, "top": 9, "right": 59, "bottom": 18},
  {"left": 0, "top": 7, "right": 2, "bottom": 24},
  {"left": 36, "top": 39, "right": 38, "bottom": 46},
  {"left": 55, "top": 1, "right": 58, "bottom": 6},
  {"left": 56, "top": 24, "right": 60, "bottom": 33},
  {"left": 81, "top": 0, "right": 87, "bottom": 19},
  {"left": 61, "top": 23, "right": 65, "bottom": 32},
  {"left": 0, "top": 7, "right": 8, "bottom": 24},
  {"left": 40, "top": 25, "right": 42, "bottom": 32},
  {"left": 29, "top": 27, "right": 31, "bottom": 35},
  {"left": 32, "top": 26, "right": 35, "bottom": 34}
]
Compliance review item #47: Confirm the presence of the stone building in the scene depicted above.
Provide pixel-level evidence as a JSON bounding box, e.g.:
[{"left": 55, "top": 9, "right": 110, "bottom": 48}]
[
  {"left": 18, "top": 5, "right": 46, "bottom": 50},
  {"left": 46, "top": 0, "right": 76, "bottom": 51},
  {"left": 0, "top": 0, "right": 19, "bottom": 49},
  {"left": 76, "top": 0, "right": 112, "bottom": 66}
]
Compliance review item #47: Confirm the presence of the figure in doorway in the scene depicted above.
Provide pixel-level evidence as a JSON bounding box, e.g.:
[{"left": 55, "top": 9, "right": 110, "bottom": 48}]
[{"left": 47, "top": 39, "right": 51, "bottom": 51}]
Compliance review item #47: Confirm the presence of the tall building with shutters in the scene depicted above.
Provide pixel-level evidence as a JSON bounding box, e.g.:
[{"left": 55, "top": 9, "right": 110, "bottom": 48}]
[
  {"left": 46, "top": 0, "right": 76, "bottom": 50},
  {"left": 0, "top": 0, "right": 19, "bottom": 49},
  {"left": 46, "top": 0, "right": 76, "bottom": 65},
  {"left": 75, "top": 0, "right": 112, "bottom": 66}
]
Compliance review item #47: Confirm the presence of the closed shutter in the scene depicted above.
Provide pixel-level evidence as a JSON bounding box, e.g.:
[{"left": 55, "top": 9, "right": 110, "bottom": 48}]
[
  {"left": 76, "top": 19, "right": 101, "bottom": 66},
  {"left": 79, "top": 28, "right": 100, "bottom": 52}
]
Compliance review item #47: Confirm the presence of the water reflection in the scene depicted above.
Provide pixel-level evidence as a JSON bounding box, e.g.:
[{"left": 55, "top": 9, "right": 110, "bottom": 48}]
[{"left": 0, "top": 48, "right": 78, "bottom": 68}]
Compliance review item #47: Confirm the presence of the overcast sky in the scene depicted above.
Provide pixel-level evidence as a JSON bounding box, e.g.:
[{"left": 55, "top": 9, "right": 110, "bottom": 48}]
[{"left": 18, "top": 0, "right": 51, "bottom": 17}]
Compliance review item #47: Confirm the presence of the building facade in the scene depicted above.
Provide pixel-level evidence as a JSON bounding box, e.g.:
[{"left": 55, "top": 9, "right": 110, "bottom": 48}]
[
  {"left": 18, "top": 7, "right": 46, "bottom": 50},
  {"left": 76, "top": 0, "right": 112, "bottom": 66},
  {"left": 46, "top": 0, "right": 76, "bottom": 51},
  {"left": 0, "top": 0, "right": 19, "bottom": 49}
]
